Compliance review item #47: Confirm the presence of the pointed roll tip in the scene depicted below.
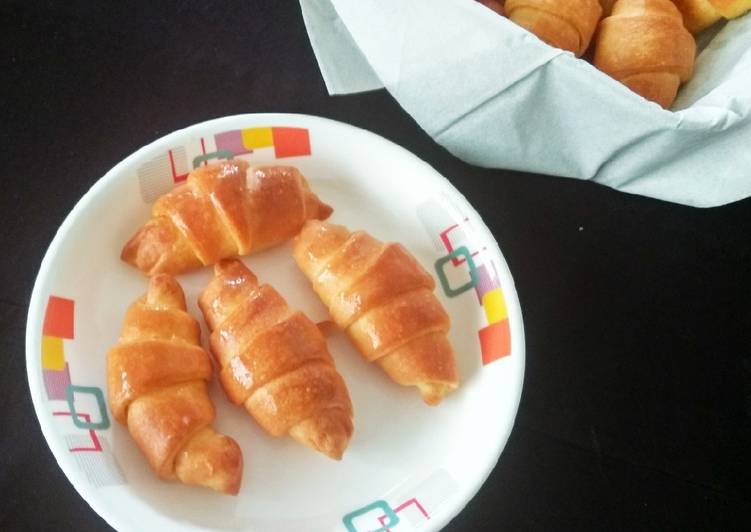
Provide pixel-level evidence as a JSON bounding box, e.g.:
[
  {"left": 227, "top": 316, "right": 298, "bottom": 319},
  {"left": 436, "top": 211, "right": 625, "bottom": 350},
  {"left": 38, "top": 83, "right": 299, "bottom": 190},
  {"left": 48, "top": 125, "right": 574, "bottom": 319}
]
[
  {"left": 418, "top": 382, "right": 458, "bottom": 406},
  {"left": 120, "top": 225, "right": 156, "bottom": 275},
  {"left": 290, "top": 409, "right": 354, "bottom": 460},
  {"left": 213, "top": 258, "right": 256, "bottom": 282},
  {"left": 175, "top": 429, "right": 244, "bottom": 495},
  {"left": 194, "top": 434, "right": 244, "bottom": 495},
  {"left": 317, "top": 427, "right": 351, "bottom": 461},
  {"left": 215, "top": 436, "right": 244, "bottom": 496},
  {"left": 293, "top": 220, "right": 352, "bottom": 270},
  {"left": 146, "top": 274, "right": 187, "bottom": 310},
  {"left": 317, "top": 201, "right": 334, "bottom": 221},
  {"left": 120, "top": 232, "right": 137, "bottom": 264},
  {"left": 316, "top": 413, "right": 354, "bottom": 461},
  {"left": 120, "top": 218, "right": 193, "bottom": 276},
  {"left": 213, "top": 258, "right": 243, "bottom": 275}
]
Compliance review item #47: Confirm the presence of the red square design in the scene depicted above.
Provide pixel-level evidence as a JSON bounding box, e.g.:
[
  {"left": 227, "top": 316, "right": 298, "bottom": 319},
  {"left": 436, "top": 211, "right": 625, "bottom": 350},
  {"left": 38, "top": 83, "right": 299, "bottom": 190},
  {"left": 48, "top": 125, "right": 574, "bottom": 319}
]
[
  {"left": 479, "top": 319, "right": 510, "bottom": 365},
  {"left": 272, "top": 127, "right": 311, "bottom": 158},
  {"left": 43, "top": 296, "right": 75, "bottom": 339}
]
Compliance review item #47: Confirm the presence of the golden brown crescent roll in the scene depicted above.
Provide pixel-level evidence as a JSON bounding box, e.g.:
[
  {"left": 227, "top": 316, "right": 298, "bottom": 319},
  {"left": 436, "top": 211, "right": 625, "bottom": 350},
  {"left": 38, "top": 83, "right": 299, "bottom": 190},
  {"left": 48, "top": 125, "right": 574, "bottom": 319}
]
[
  {"left": 293, "top": 221, "right": 459, "bottom": 406},
  {"left": 121, "top": 160, "right": 333, "bottom": 276},
  {"left": 505, "top": 0, "right": 603, "bottom": 56},
  {"left": 198, "top": 259, "right": 354, "bottom": 460},
  {"left": 594, "top": 0, "right": 696, "bottom": 108},
  {"left": 107, "top": 274, "right": 243, "bottom": 494},
  {"left": 672, "top": 0, "right": 751, "bottom": 32}
]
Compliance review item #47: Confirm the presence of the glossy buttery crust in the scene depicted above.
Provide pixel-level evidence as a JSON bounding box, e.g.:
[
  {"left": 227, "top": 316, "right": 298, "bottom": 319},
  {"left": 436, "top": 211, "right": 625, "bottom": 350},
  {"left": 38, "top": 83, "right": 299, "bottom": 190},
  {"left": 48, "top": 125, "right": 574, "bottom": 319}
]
[
  {"left": 293, "top": 220, "right": 459, "bottom": 406},
  {"left": 505, "top": 0, "right": 603, "bottom": 56},
  {"left": 198, "top": 259, "right": 354, "bottom": 460},
  {"left": 594, "top": 0, "right": 696, "bottom": 108},
  {"left": 121, "top": 160, "right": 333, "bottom": 276},
  {"left": 107, "top": 274, "right": 243, "bottom": 494}
]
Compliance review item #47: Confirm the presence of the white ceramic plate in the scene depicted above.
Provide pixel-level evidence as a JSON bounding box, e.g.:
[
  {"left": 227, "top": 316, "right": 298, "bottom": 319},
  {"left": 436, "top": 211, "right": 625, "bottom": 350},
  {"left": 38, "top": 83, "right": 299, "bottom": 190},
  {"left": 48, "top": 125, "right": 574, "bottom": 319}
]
[{"left": 26, "top": 114, "right": 524, "bottom": 532}]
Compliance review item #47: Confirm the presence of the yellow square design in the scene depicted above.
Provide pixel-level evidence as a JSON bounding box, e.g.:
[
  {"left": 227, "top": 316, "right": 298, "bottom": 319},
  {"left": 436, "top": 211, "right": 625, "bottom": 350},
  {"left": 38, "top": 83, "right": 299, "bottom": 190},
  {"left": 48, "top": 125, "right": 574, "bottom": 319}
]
[
  {"left": 41, "top": 335, "right": 65, "bottom": 370},
  {"left": 482, "top": 288, "right": 508, "bottom": 324},
  {"left": 241, "top": 127, "right": 274, "bottom": 150}
]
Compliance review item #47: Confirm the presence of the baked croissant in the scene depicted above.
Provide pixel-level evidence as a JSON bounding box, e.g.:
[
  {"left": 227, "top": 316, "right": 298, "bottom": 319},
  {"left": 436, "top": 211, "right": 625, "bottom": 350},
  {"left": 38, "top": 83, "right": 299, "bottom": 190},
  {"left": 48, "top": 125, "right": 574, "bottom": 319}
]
[
  {"left": 672, "top": 0, "right": 751, "bottom": 33},
  {"left": 122, "top": 160, "right": 333, "bottom": 276},
  {"left": 198, "top": 259, "right": 354, "bottom": 460},
  {"left": 594, "top": 0, "right": 696, "bottom": 108},
  {"left": 505, "top": 0, "right": 603, "bottom": 56},
  {"left": 107, "top": 274, "right": 243, "bottom": 494},
  {"left": 293, "top": 221, "right": 459, "bottom": 406}
]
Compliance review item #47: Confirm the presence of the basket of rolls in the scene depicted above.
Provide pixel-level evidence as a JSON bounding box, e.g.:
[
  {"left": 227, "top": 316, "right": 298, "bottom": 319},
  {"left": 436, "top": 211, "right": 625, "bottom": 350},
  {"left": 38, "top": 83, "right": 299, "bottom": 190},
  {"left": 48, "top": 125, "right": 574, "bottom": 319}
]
[{"left": 301, "top": 0, "right": 751, "bottom": 207}]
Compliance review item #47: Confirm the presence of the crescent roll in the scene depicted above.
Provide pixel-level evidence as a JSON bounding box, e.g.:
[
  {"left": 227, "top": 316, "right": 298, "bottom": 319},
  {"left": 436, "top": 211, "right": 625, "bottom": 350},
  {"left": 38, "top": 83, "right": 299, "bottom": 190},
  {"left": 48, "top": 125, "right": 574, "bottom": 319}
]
[
  {"left": 198, "top": 259, "right": 354, "bottom": 460},
  {"left": 107, "top": 274, "right": 243, "bottom": 494},
  {"left": 122, "top": 160, "right": 332, "bottom": 276},
  {"left": 293, "top": 221, "right": 459, "bottom": 406},
  {"left": 505, "top": 0, "right": 603, "bottom": 56},
  {"left": 594, "top": 0, "right": 696, "bottom": 108}
]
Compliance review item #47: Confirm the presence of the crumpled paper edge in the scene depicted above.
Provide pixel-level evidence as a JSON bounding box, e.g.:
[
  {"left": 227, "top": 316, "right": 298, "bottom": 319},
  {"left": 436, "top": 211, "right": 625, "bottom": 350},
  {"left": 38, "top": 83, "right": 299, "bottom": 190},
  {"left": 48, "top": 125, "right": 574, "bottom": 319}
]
[{"left": 299, "top": 0, "right": 383, "bottom": 94}]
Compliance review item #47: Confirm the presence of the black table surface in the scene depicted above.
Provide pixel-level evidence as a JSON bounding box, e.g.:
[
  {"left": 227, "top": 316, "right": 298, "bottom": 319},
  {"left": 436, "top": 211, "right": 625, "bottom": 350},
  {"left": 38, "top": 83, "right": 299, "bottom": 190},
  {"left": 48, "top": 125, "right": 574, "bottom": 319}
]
[{"left": 3, "top": 1, "right": 750, "bottom": 530}]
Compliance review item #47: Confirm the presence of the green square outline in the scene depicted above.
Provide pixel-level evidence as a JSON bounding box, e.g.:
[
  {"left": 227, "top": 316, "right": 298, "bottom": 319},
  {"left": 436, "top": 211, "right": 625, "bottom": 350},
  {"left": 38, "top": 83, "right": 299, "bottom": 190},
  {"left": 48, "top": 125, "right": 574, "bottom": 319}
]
[
  {"left": 65, "top": 385, "right": 110, "bottom": 430},
  {"left": 435, "top": 246, "right": 479, "bottom": 298},
  {"left": 192, "top": 150, "right": 235, "bottom": 168},
  {"left": 343, "top": 500, "right": 399, "bottom": 532}
]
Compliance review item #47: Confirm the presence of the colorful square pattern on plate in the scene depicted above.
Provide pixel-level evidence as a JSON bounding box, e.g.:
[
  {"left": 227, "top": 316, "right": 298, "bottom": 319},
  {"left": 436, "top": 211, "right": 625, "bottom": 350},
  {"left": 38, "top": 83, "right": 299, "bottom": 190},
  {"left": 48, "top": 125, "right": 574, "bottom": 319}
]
[
  {"left": 39, "top": 295, "right": 124, "bottom": 486},
  {"left": 137, "top": 126, "right": 312, "bottom": 202},
  {"left": 417, "top": 198, "right": 512, "bottom": 365}
]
